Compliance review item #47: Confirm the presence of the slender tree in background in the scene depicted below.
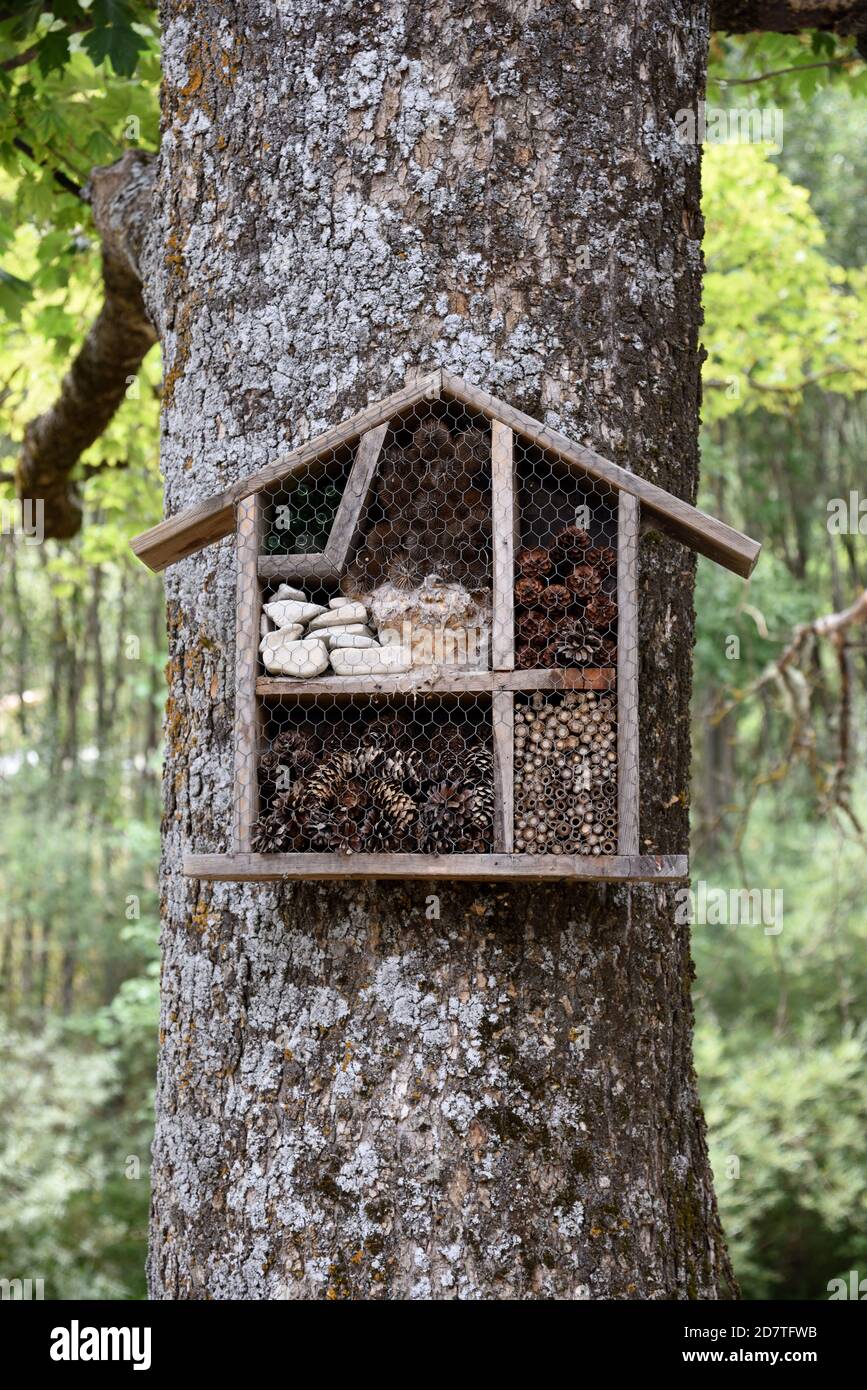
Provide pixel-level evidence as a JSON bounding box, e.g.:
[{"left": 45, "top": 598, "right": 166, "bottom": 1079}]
[{"left": 11, "top": 0, "right": 867, "bottom": 1301}]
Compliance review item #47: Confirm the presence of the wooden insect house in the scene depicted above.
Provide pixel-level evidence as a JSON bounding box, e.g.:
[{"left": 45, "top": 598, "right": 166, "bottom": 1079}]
[{"left": 131, "top": 371, "right": 760, "bottom": 882}]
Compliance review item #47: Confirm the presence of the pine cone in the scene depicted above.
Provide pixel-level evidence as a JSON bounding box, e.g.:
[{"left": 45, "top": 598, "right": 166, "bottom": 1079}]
[
  {"left": 516, "top": 546, "right": 552, "bottom": 580},
  {"left": 408, "top": 419, "right": 453, "bottom": 461},
  {"left": 552, "top": 524, "right": 591, "bottom": 565},
  {"left": 515, "top": 641, "right": 541, "bottom": 670},
  {"left": 380, "top": 748, "right": 425, "bottom": 793},
  {"left": 517, "top": 611, "right": 554, "bottom": 643},
  {"left": 555, "top": 625, "right": 604, "bottom": 665},
  {"left": 464, "top": 750, "right": 494, "bottom": 832},
  {"left": 310, "top": 775, "right": 415, "bottom": 854},
  {"left": 368, "top": 776, "right": 417, "bottom": 836},
  {"left": 565, "top": 562, "right": 602, "bottom": 598},
  {"left": 272, "top": 788, "right": 315, "bottom": 849},
  {"left": 586, "top": 545, "right": 616, "bottom": 570},
  {"left": 515, "top": 575, "right": 545, "bottom": 607},
  {"left": 336, "top": 777, "right": 366, "bottom": 810},
  {"left": 599, "top": 638, "right": 617, "bottom": 665},
  {"left": 329, "top": 816, "right": 367, "bottom": 854},
  {"left": 540, "top": 583, "right": 572, "bottom": 612},
  {"left": 585, "top": 594, "right": 618, "bottom": 629},
  {"left": 418, "top": 782, "right": 481, "bottom": 852},
  {"left": 304, "top": 751, "right": 355, "bottom": 805},
  {"left": 252, "top": 813, "right": 290, "bottom": 854},
  {"left": 272, "top": 729, "right": 317, "bottom": 770},
  {"left": 452, "top": 426, "right": 489, "bottom": 470}
]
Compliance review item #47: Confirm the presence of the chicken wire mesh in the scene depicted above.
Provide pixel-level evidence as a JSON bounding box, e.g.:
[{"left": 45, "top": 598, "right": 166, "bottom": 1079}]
[
  {"left": 253, "top": 697, "right": 493, "bottom": 855},
  {"left": 514, "top": 691, "right": 618, "bottom": 856},
  {"left": 513, "top": 443, "right": 618, "bottom": 672},
  {"left": 344, "top": 401, "right": 492, "bottom": 600},
  {"left": 230, "top": 390, "right": 632, "bottom": 864}
]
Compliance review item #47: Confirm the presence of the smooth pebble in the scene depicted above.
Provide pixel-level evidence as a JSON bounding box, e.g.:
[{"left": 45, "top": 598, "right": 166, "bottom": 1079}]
[
  {"left": 264, "top": 599, "right": 326, "bottom": 627},
  {"left": 307, "top": 603, "right": 369, "bottom": 631},
  {"left": 327, "top": 633, "right": 380, "bottom": 650},
  {"left": 329, "top": 645, "right": 412, "bottom": 676},
  {"left": 261, "top": 636, "right": 329, "bottom": 677}
]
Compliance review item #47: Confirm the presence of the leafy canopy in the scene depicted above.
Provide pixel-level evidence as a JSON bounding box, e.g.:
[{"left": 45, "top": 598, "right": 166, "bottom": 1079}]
[
  {"left": 0, "top": 1, "right": 161, "bottom": 572},
  {"left": 702, "top": 143, "right": 867, "bottom": 418}
]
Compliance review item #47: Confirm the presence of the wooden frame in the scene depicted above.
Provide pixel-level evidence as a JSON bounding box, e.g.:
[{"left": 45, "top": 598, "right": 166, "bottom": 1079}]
[
  {"left": 233, "top": 494, "right": 263, "bottom": 851},
  {"left": 128, "top": 374, "right": 761, "bottom": 884},
  {"left": 617, "top": 494, "right": 640, "bottom": 856},
  {"left": 491, "top": 421, "right": 516, "bottom": 671},
  {"left": 131, "top": 371, "right": 761, "bottom": 579},
  {"left": 201, "top": 457, "right": 665, "bottom": 882},
  {"left": 254, "top": 669, "right": 615, "bottom": 698},
  {"left": 324, "top": 421, "right": 390, "bottom": 571},
  {"left": 184, "top": 852, "right": 688, "bottom": 882}
]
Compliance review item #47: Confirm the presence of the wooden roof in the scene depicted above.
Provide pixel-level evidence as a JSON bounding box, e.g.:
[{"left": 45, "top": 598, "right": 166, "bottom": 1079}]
[{"left": 130, "top": 369, "right": 761, "bottom": 578}]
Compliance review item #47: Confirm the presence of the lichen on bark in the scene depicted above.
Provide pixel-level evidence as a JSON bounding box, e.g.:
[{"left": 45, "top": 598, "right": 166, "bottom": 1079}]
[{"left": 147, "top": 0, "right": 736, "bottom": 1300}]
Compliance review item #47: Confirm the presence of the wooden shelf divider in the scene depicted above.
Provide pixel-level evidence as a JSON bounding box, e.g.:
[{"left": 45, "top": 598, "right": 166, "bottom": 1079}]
[
  {"left": 492, "top": 690, "right": 515, "bottom": 852},
  {"left": 616, "top": 493, "right": 639, "bottom": 856},
  {"left": 233, "top": 494, "right": 264, "bottom": 852},
  {"left": 184, "top": 851, "right": 688, "bottom": 882},
  {"left": 491, "top": 420, "right": 516, "bottom": 670},
  {"left": 255, "top": 667, "right": 615, "bottom": 699}
]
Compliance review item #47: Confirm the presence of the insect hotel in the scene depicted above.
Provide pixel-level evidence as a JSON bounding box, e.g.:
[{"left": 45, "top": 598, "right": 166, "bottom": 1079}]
[{"left": 131, "top": 371, "right": 760, "bottom": 882}]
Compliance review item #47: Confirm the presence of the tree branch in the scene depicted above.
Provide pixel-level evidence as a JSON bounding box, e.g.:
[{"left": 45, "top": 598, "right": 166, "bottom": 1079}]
[
  {"left": 12, "top": 137, "right": 84, "bottom": 199},
  {"left": 713, "top": 55, "right": 860, "bottom": 82},
  {"left": 705, "top": 366, "right": 867, "bottom": 394},
  {"left": 1, "top": 20, "right": 91, "bottom": 72},
  {"left": 713, "top": 587, "right": 867, "bottom": 822},
  {"left": 15, "top": 150, "right": 158, "bottom": 540},
  {"left": 712, "top": 1, "right": 867, "bottom": 33}
]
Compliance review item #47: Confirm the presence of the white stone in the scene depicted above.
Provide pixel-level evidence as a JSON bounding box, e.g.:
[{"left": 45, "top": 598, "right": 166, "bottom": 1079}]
[
  {"left": 273, "top": 584, "right": 307, "bottom": 603},
  {"left": 264, "top": 599, "right": 326, "bottom": 628},
  {"left": 260, "top": 614, "right": 273, "bottom": 639},
  {"left": 327, "top": 633, "right": 381, "bottom": 650},
  {"left": 307, "top": 603, "right": 369, "bottom": 631},
  {"left": 316, "top": 624, "right": 373, "bottom": 640},
  {"left": 260, "top": 635, "right": 330, "bottom": 677},
  {"left": 329, "top": 595, "right": 358, "bottom": 610},
  {"left": 259, "top": 625, "right": 303, "bottom": 658},
  {"left": 329, "top": 645, "right": 412, "bottom": 676}
]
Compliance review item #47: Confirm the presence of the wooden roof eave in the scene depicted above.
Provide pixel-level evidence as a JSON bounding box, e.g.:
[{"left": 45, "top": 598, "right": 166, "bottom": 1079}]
[
  {"left": 129, "top": 372, "right": 442, "bottom": 573},
  {"left": 129, "top": 368, "right": 760, "bottom": 579}
]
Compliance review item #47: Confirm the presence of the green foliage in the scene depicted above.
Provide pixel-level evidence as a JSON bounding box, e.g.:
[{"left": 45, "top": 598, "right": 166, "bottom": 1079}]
[
  {"left": 0, "top": 797, "right": 160, "bottom": 1300},
  {"left": 0, "top": 527, "right": 163, "bottom": 1298},
  {"left": 709, "top": 31, "right": 867, "bottom": 105},
  {"left": 693, "top": 801, "right": 867, "bottom": 1300},
  {"left": 702, "top": 143, "right": 867, "bottom": 418},
  {"left": 693, "top": 75, "right": 867, "bottom": 1302},
  {"left": 0, "top": 0, "right": 162, "bottom": 550}
]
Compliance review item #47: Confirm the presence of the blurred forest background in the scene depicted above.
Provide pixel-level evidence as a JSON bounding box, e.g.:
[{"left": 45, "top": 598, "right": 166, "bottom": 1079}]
[{"left": 1, "top": 12, "right": 866, "bottom": 1299}]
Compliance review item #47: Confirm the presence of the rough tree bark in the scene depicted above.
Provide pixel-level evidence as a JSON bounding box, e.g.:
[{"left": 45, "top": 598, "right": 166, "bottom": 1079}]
[{"left": 146, "top": 0, "right": 736, "bottom": 1300}]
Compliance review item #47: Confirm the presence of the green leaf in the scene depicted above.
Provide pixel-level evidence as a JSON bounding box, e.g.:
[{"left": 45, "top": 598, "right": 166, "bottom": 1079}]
[
  {"left": 81, "top": 10, "right": 148, "bottom": 78},
  {"left": 36, "top": 28, "right": 72, "bottom": 77},
  {"left": 4, "top": 3, "right": 44, "bottom": 42},
  {"left": 0, "top": 265, "right": 32, "bottom": 320}
]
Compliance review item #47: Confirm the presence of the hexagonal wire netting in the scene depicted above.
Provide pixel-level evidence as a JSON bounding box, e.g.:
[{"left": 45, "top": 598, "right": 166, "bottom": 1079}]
[{"left": 231, "top": 392, "right": 625, "bottom": 861}]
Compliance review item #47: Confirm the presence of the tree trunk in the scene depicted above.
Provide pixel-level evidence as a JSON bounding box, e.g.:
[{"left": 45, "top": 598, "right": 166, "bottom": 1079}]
[{"left": 147, "top": 0, "right": 736, "bottom": 1300}]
